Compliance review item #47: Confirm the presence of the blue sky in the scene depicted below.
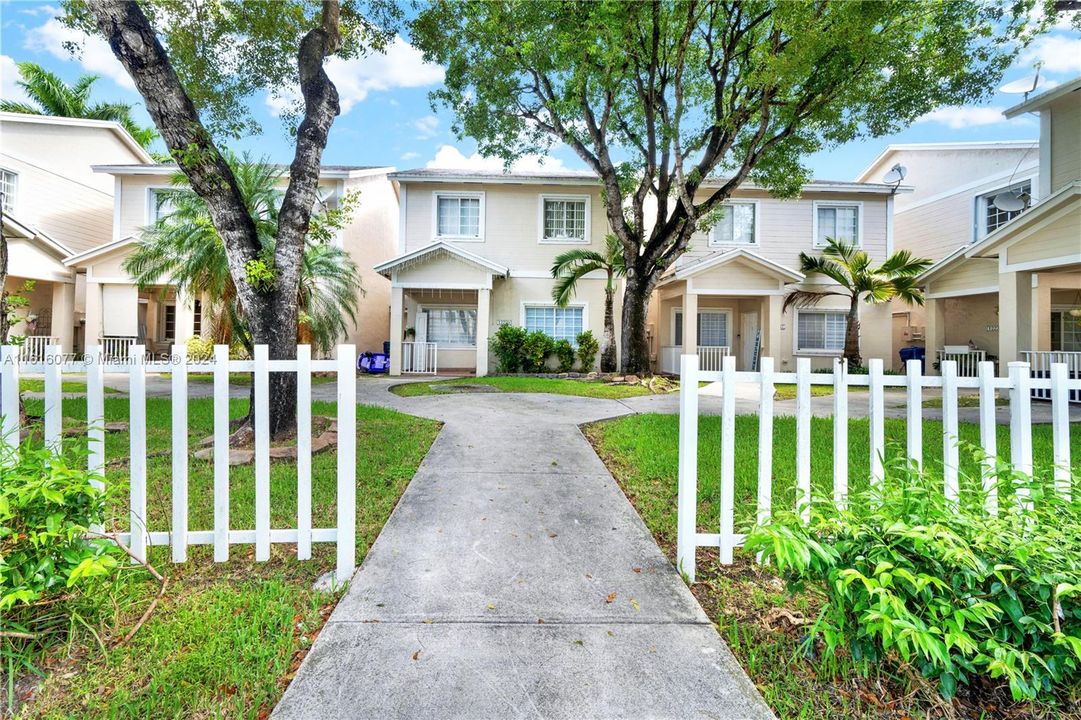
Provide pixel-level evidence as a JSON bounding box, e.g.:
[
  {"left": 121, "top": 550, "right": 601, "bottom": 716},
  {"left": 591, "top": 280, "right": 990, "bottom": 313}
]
[{"left": 2, "top": 1, "right": 1078, "bottom": 181}]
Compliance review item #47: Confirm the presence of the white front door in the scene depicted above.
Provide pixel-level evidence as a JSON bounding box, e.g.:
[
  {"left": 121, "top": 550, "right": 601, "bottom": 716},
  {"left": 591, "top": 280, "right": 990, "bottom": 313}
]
[
  {"left": 740, "top": 311, "right": 759, "bottom": 370},
  {"left": 413, "top": 311, "right": 429, "bottom": 371}
]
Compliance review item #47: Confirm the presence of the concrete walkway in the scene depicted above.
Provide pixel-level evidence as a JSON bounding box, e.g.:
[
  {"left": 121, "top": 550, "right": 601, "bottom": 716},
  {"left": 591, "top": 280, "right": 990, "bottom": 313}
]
[{"left": 272, "top": 388, "right": 774, "bottom": 720}]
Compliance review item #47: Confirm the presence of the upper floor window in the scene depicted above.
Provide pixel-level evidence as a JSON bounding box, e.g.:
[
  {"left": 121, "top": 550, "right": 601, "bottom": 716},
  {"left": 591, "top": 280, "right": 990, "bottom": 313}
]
[
  {"left": 796, "top": 310, "right": 847, "bottom": 353},
  {"left": 1, "top": 168, "right": 17, "bottom": 213},
  {"left": 977, "top": 180, "right": 1031, "bottom": 239},
  {"left": 435, "top": 192, "right": 483, "bottom": 240},
  {"left": 149, "top": 188, "right": 179, "bottom": 224},
  {"left": 814, "top": 202, "right": 861, "bottom": 248},
  {"left": 710, "top": 202, "right": 757, "bottom": 246},
  {"left": 539, "top": 195, "right": 589, "bottom": 243},
  {"left": 524, "top": 304, "right": 584, "bottom": 345}
]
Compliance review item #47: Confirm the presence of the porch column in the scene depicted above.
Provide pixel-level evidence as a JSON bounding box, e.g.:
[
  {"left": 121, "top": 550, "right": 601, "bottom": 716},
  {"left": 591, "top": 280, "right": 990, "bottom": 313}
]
[
  {"left": 476, "top": 287, "right": 491, "bottom": 376},
  {"left": 682, "top": 291, "right": 698, "bottom": 355},
  {"left": 51, "top": 281, "right": 75, "bottom": 353},
  {"left": 174, "top": 291, "right": 195, "bottom": 349},
  {"left": 84, "top": 279, "right": 103, "bottom": 347},
  {"left": 998, "top": 270, "right": 1033, "bottom": 366},
  {"left": 925, "top": 297, "right": 946, "bottom": 375},
  {"left": 762, "top": 294, "right": 783, "bottom": 360},
  {"left": 1032, "top": 275, "right": 1052, "bottom": 352},
  {"left": 389, "top": 286, "right": 404, "bottom": 376}
]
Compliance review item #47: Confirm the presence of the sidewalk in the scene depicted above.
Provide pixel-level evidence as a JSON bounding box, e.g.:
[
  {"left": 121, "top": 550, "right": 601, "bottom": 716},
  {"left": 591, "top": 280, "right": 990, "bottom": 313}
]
[{"left": 272, "top": 391, "right": 774, "bottom": 719}]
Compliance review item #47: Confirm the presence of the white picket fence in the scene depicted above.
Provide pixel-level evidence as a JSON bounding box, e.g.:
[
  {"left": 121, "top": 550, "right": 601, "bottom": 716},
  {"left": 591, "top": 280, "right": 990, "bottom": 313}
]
[
  {"left": 0, "top": 343, "right": 358, "bottom": 584},
  {"left": 676, "top": 354, "right": 1079, "bottom": 582}
]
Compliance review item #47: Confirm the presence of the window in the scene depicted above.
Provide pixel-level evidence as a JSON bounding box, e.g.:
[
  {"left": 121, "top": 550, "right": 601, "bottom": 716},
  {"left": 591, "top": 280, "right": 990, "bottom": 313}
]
[
  {"left": 162, "top": 305, "right": 176, "bottom": 341},
  {"left": 149, "top": 188, "right": 178, "bottom": 223},
  {"left": 814, "top": 203, "right": 860, "bottom": 248},
  {"left": 710, "top": 202, "right": 757, "bottom": 246},
  {"left": 978, "top": 180, "right": 1031, "bottom": 238},
  {"left": 524, "top": 305, "right": 584, "bottom": 344},
  {"left": 674, "top": 310, "right": 729, "bottom": 347},
  {"left": 540, "top": 195, "right": 589, "bottom": 243},
  {"left": 796, "top": 311, "right": 847, "bottom": 353},
  {"left": 1051, "top": 311, "right": 1081, "bottom": 352},
  {"left": 426, "top": 307, "right": 478, "bottom": 346},
  {"left": 193, "top": 299, "right": 202, "bottom": 336},
  {"left": 435, "top": 193, "right": 483, "bottom": 239},
  {"left": 1, "top": 169, "right": 17, "bottom": 212}
]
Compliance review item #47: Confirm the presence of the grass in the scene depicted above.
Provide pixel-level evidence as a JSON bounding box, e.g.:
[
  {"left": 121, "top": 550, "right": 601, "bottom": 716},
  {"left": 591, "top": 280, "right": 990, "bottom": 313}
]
[
  {"left": 923, "top": 394, "right": 1009, "bottom": 408},
  {"left": 585, "top": 414, "right": 1081, "bottom": 719},
  {"left": 18, "top": 379, "right": 119, "bottom": 394},
  {"left": 15, "top": 396, "right": 441, "bottom": 719},
  {"left": 389, "top": 375, "right": 657, "bottom": 399},
  {"left": 179, "top": 372, "right": 339, "bottom": 386},
  {"left": 772, "top": 383, "right": 838, "bottom": 401}
]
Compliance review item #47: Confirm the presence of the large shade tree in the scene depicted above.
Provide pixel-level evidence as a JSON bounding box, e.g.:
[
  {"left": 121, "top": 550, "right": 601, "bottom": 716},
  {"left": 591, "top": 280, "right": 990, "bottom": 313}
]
[
  {"left": 62, "top": 0, "right": 399, "bottom": 433},
  {"left": 411, "top": 0, "right": 1058, "bottom": 373}
]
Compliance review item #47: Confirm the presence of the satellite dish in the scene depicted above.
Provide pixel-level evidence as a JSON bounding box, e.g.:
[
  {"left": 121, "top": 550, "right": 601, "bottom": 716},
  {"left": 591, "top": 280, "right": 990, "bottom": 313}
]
[
  {"left": 882, "top": 163, "right": 907, "bottom": 185},
  {"left": 999, "top": 66, "right": 1044, "bottom": 99},
  {"left": 991, "top": 190, "right": 1026, "bottom": 212}
]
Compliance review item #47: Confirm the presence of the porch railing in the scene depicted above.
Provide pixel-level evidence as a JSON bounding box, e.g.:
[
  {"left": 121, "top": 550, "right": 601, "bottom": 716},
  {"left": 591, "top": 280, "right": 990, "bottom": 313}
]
[
  {"left": 101, "top": 335, "right": 137, "bottom": 361},
  {"left": 401, "top": 341, "right": 438, "bottom": 374},
  {"left": 1024, "top": 350, "right": 1081, "bottom": 403},
  {"left": 660, "top": 345, "right": 730, "bottom": 374},
  {"left": 18, "top": 335, "right": 59, "bottom": 362},
  {"left": 936, "top": 348, "right": 986, "bottom": 377}
]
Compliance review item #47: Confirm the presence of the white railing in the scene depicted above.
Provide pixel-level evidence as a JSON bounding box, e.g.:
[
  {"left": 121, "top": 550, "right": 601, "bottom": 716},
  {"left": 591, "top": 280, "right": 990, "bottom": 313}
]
[
  {"left": 18, "top": 335, "right": 59, "bottom": 362},
  {"left": 101, "top": 335, "right": 137, "bottom": 361},
  {"left": 936, "top": 347, "right": 986, "bottom": 377},
  {"left": 401, "top": 341, "right": 438, "bottom": 374},
  {"left": 1025, "top": 350, "right": 1081, "bottom": 403},
  {"left": 676, "top": 354, "right": 1079, "bottom": 582},
  {"left": 1, "top": 343, "right": 359, "bottom": 585},
  {"left": 660, "top": 345, "right": 730, "bottom": 374}
]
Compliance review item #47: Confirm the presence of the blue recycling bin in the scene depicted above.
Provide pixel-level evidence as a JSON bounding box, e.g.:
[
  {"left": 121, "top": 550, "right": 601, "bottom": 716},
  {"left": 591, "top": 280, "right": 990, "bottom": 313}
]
[{"left": 898, "top": 346, "right": 925, "bottom": 373}]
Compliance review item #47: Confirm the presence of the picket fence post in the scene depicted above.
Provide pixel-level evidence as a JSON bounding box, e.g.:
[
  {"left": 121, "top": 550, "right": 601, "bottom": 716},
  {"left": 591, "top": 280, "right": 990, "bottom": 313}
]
[
  {"left": 129, "top": 347, "right": 148, "bottom": 564},
  {"left": 905, "top": 359, "right": 923, "bottom": 471},
  {"left": 719, "top": 355, "right": 736, "bottom": 564},
  {"left": 832, "top": 358, "right": 848, "bottom": 511},
  {"left": 1009, "top": 362, "right": 1033, "bottom": 510},
  {"left": 867, "top": 358, "right": 885, "bottom": 488},
  {"left": 1050, "top": 362, "right": 1072, "bottom": 500},
  {"left": 254, "top": 345, "right": 271, "bottom": 562},
  {"left": 171, "top": 344, "right": 189, "bottom": 563},
  {"left": 0, "top": 345, "right": 19, "bottom": 456},
  {"left": 795, "top": 358, "right": 811, "bottom": 523},
  {"left": 941, "top": 360, "right": 959, "bottom": 505},
  {"left": 43, "top": 345, "right": 62, "bottom": 453},
  {"left": 213, "top": 344, "right": 230, "bottom": 562},
  {"left": 336, "top": 345, "right": 357, "bottom": 585},
  {"left": 86, "top": 345, "right": 105, "bottom": 491},
  {"left": 296, "top": 345, "right": 313, "bottom": 561},
  {"left": 978, "top": 361, "right": 998, "bottom": 515},
  {"left": 676, "top": 354, "right": 700, "bottom": 582},
  {"left": 756, "top": 357, "right": 774, "bottom": 528}
]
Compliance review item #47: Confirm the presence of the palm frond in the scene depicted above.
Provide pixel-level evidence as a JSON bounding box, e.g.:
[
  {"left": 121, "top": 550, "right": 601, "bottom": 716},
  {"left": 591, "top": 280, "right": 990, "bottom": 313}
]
[
  {"left": 782, "top": 289, "right": 846, "bottom": 313},
  {"left": 0, "top": 100, "right": 44, "bottom": 115},
  {"left": 798, "top": 252, "right": 851, "bottom": 288},
  {"left": 890, "top": 275, "right": 925, "bottom": 306},
  {"left": 878, "top": 249, "right": 933, "bottom": 277}
]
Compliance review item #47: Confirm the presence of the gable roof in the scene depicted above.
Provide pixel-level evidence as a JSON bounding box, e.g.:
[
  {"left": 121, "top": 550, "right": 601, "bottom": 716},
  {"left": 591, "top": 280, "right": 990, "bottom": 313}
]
[
  {"left": 374, "top": 241, "right": 510, "bottom": 278},
  {"left": 0, "top": 112, "right": 154, "bottom": 164},
  {"left": 93, "top": 163, "right": 393, "bottom": 179},
  {"left": 2, "top": 213, "right": 73, "bottom": 258},
  {"left": 966, "top": 180, "right": 1081, "bottom": 259},
  {"left": 672, "top": 248, "right": 804, "bottom": 282},
  {"left": 854, "top": 140, "right": 1037, "bottom": 183},
  {"left": 63, "top": 235, "right": 136, "bottom": 267},
  {"left": 1004, "top": 76, "right": 1081, "bottom": 118}
]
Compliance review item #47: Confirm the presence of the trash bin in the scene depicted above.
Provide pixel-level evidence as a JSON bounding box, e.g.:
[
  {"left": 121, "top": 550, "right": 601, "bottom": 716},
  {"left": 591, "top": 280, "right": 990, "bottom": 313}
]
[
  {"left": 383, "top": 341, "right": 391, "bottom": 356},
  {"left": 898, "top": 346, "right": 925, "bottom": 373}
]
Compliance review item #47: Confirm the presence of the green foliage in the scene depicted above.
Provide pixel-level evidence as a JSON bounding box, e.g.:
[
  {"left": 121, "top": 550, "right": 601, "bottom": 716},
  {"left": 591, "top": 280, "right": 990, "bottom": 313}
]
[
  {"left": 576, "top": 330, "right": 599, "bottom": 371},
  {"left": 186, "top": 335, "right": 213, "bottom": 360},
  {"left": 553, "top": 339, "right": 576, "bottom": 373},
  {"left": 746, "top": 452, "right": 1081, "bottom": 704},
  {"left": 491, "top": 324, "right": 528, "bottom": 372},
  {"left": 2, "top": 279, "right": 35, "bottom": 345},
  {"left": 244, "top": 256, "right": 278, "bottom": 293},
  {"left": 521, "top": 331, "right": 554, "bottom": 373}
]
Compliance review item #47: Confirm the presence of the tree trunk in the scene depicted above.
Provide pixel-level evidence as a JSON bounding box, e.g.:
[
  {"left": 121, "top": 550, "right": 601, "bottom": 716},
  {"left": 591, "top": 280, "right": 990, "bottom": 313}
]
[
  {"left": 620, "top": 276, "right": 653, "bottom": 374},
  {"left": 844, "top": 295, "right": 862, "bottom": 370},
  {"left": 600, "top": 285, "right": 616, "bottom": 373},
  {"left": 0, "top": 224, "right": 9, "bottom": 344}
]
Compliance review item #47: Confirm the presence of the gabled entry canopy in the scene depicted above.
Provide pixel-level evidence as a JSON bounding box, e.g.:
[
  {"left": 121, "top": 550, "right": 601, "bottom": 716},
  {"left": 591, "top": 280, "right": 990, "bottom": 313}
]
[{"left": 375, "top": 241, "right": 509, "bottom": 287}]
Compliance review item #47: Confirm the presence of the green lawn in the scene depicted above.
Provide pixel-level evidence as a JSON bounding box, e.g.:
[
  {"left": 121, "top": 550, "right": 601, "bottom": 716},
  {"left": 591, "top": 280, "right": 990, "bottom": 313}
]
[
  {"left": 18, "top": 378, "right": 119, "bottom": 394},
  {"left": 18, "top": 396, "right": 440, "bottom": 720},
  {"left": 390, "top": 375, "right": 657, "bottom": 399},
  {"left": 179, "top": 372, "right": 339, "bottom": 386},
  {"left": 585, "top": 414, "right": 1080, "bottom": 719}
]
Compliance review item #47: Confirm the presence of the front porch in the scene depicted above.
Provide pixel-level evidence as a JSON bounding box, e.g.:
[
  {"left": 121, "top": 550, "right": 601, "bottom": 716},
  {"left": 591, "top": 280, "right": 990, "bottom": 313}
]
[{"left": 3, "top": 214, "right": 76, "bottom": 359}]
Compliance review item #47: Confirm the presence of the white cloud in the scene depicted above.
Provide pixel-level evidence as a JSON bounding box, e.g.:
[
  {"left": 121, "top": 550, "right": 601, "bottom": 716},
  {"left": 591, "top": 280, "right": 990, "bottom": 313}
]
[
  {"left": 915, "top": 105, "right": 1014, "bottom": 129},
  {"left": 266, "top": 36, "right": 444, "bottom": 117},
  {"left": 400, "top": 151, "right": 420, "bottom": 161},
  {"left": 1020, "top": 34, "right": 1081, "bottom": 75},
  {"left": 1, "top": 55, "right": 31, "bottom": 105},
  {"left": 24, "top": 17, "right": 136, "bottom": 90},
  {"left": 413, "top": 115, "right": 439, "bottom": 139},
  {"left": 426, "top": 145, "right": 571, "bottom": 172},
  {"left": 19, "top": 5, "right": 60, "bottom": 17}
]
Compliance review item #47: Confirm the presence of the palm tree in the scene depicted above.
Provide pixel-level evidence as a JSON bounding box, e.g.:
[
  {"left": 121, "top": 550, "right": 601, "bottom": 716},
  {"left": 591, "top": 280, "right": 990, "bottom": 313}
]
[
  {"left": 783, "top": 238, "right": 932, "bottom": 370},
  {"left": 122, "top": 153, "right": 363, "bottom": 358},
  {"left": 551, "top": 233, "right": 625, "bottom": 372},
  {"left": 0, "top": 62, "right": 157, "bottom": 148}
]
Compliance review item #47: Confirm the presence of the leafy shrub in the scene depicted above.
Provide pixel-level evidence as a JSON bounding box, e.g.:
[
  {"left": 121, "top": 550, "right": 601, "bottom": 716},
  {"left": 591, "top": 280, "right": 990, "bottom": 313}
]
[
  {"left": 186, "top": 335, "right": 213, "bottom": 360},
  {"left": 553, "top": 339, "right": 576, "bottom": 372},
  {"left": 491, "top": 324, "right": 528, "bottom": 372},
  {"left": 746, "top": 453, "right": 1081, "bottom": 703},
  {"left": 521, "top": 330, "right": 553, "bottom": 373},
  {"left": 576, "top": 330, "right": 600, "bottom": 371}
]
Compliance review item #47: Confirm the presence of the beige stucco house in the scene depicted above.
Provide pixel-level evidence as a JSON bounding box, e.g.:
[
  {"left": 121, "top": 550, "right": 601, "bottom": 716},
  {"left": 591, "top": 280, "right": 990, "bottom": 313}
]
[
  {"left": 378, "top": 169, "right": 904, "bottom": 376},
  {"left": 61, "top": 163, "right": 399, "bottom": 359},
  {"left": 1, "top": 112, "right": 153, "bottom": 358},
  {"left": 909, "top": 77, "right": 1081, "bottom": 379}
]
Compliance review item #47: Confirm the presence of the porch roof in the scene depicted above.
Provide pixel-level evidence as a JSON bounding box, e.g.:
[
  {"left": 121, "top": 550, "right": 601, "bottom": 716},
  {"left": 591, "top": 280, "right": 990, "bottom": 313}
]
[
  {"left": 965, "top": 181, "right": 1080, "bottom": 264},
  {"left": 374, "top": 241, "right": 510, "bottom": 279},
  {"left": 2, "top": 213, "right": 72, "bottom": 258},
  {"left": 63, "top": 235, "right": 137, "bottom": 267},
  {"left": 669, "top": 248, "right": 804, "bottom": 283}
]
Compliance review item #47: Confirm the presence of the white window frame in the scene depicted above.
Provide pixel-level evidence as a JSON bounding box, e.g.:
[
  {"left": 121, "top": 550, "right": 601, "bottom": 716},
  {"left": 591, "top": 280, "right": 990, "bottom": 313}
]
[
  {"left": 1051, "top": 306, "right": 1081, "bottom": 352},
  {"left": 0, "top": 167, "right": 17, "bottom": 213},
  {"left": 537, "top": 193, "right": 591, "bottom": 244},
  {"left": 811, "top": 201, "right": 863, "bottom": 249},
  {"left": 794, "top": 309, "right": 848, "bottom": 355},
  {"left": 145, "top": 185, "right": 178, "bottom": 225},
  {"left": 432, "top": 191, "right": 485, "bottom": 242},
  {"left": 973, "top": 176, "right": 1036, "bottom": 241},
  {"left": 708, "top": 200, "right": 760, "bottom": 247},
  {"left": 159, "top": 302, "right": 177, "bottom": 342},
  {"left": 419, "top": 303, "right": 479, "bottom": 348},
  {"left": 671, "top": 307, "right": 732, "bottom": 347},
  {"left": 521, "top": 302, "right": 587, "bottom": 345}
]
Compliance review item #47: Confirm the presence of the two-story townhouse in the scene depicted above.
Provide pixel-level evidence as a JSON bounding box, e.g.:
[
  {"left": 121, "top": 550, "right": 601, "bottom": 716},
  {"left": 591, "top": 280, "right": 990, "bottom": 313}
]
[
  {"left": 901, "top": 77, "right": 1079, "bottom": 378},
  {"left": 61, "top": 163, "right": 399, "bottom": 358},
  {"left": 857, "top": 140, "right": 1042, "bottom": 369},
  {"left": 0, "top": 112, "right": 153, "bottom": 358},
  {"left": 376, "top": 169, "right": 618, "bottom": 375},
  {"left": 647, "top": 180, "right": 904, "bottom": 374}
]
